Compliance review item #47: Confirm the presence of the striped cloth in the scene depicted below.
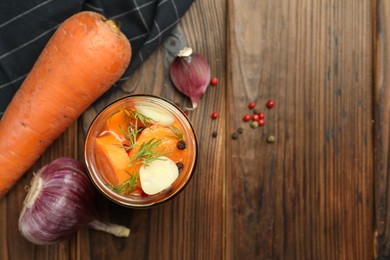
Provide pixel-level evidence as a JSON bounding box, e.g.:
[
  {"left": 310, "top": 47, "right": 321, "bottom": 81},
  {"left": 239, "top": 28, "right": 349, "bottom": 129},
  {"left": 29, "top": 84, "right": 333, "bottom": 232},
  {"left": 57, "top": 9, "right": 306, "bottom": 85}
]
[{"left": 0, "top": 0, "right": 193, "bottom": 117}]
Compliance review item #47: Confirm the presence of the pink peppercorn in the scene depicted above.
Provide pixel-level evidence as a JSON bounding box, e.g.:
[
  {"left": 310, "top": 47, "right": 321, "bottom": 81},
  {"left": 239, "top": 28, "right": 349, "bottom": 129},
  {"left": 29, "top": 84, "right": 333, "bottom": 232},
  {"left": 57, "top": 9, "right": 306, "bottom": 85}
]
[
  {"left": 210, "top": 77, "right": 219, "bottom": 86},
  {"left": 266, "top": 100, "right": 275, "bottom": 109},
  {"left": 211, "top": 112, "right": 219, "bottom": 119},
  {"left": 258, "top": 119, "right": 265, "bottom": 126},
  {"left": 258, "top": 113, "right": 265, "bottom": 119},
  {"left": 243, "top": 114, "right": 251, "bottom": 122}
]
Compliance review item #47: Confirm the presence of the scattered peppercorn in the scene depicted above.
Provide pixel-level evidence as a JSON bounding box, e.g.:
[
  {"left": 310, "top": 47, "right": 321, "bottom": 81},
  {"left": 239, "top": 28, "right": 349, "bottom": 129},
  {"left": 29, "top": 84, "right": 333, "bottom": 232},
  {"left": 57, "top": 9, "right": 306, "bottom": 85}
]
[
  {"left": 176, "top": 162, "right": 184, "bottom": 173},
  {"left": 250, "top": 121, "right": 259, "bottom": 129},
  {"left": 258, "top": 119, "right": 265, "bottom": 126},
  {"left": 210, "top": 77, "right": 219, "bottom": 86},
  {"left": 266, "top": 100, "right": 275, "bottom": 109},
  {"left": 177, "top": 140, "right": 186, "bottom": 150},
  {"left": 252, "top": 114, "right": 259, "bottom": 121},
  {"left": 211, "top": 112, "right": 218, "bottom": 119},
  {"left": 237, "top": 127, "right": 243, "bottom": 134},
  {"left": 258, "top": 112, "right": 265, "bottom": 119},
  {"left": 267, "top": 135, "right": 276, "bottom": 143},
  {"left": 184, "top": 110, "right": 189, "bottom": 116},
  {"left": 248, "top": 102, "right": 256, "bottom": 109},
  {"left": 212, "top": 131, "right": 218, "bottom": 138},
  {"left": 232, "top": 132, "right": 239, "bottom": 139},
  {"left": 243, "top": 114, "right": 251, "bottom": 122}
]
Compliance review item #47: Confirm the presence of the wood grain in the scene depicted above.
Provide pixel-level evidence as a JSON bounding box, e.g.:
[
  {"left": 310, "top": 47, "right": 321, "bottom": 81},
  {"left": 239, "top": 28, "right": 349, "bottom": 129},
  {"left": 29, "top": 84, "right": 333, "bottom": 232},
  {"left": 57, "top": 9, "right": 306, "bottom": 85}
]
[
  {"left": 374, "top": 0, "right": 390, "bottom": 258},
  {"left": 0, "top": 0, "right": 384, "bottom": 259},
  {"left": 78, "top": 1, "right": 227, "bottom": 260},
  {"left": 226, "top": 0, "right": 374, "bottom": 259}
]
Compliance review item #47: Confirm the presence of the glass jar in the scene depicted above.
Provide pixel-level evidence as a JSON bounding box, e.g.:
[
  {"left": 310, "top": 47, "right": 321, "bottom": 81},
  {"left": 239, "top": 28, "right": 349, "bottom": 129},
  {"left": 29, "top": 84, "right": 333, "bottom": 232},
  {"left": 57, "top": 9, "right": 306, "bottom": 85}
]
[{"left": 84, "top": 94, "right": 197, "bottom": 208}]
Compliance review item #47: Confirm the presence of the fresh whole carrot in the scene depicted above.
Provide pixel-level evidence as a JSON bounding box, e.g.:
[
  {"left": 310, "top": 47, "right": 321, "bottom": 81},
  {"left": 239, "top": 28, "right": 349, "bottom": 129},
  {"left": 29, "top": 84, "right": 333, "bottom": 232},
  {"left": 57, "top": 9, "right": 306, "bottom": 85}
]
[{"left": 0, "top": 11, "right": 132, "bottom": 198}]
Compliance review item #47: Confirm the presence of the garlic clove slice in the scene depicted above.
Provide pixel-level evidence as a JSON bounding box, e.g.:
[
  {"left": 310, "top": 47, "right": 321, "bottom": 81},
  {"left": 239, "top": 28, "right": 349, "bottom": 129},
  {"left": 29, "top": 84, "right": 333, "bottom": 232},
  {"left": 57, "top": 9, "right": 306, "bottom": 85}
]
[
  {"left": 135, "top": 105, "right": 174, "bottom": 126},
  {"left": 139, "top": 156, "right": 179, "bottom": 195}
]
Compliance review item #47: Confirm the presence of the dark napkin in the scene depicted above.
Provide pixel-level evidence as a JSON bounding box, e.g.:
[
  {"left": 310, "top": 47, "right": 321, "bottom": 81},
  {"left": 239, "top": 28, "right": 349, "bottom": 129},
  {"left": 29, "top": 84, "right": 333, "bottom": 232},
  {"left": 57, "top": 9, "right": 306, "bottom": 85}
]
[{"left": 0, "top": 0, "right": 193, "bottom": 117}]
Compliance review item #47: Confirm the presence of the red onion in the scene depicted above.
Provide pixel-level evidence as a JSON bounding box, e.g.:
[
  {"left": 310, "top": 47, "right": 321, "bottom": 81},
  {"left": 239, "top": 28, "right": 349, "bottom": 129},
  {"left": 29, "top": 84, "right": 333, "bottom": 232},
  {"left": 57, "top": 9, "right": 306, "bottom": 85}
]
[
  {"left": 19, "top": 157, "right": 130, "bottom": 245},
  {"left": 170, "top": 47, "right": 211, "bottom": 109}
]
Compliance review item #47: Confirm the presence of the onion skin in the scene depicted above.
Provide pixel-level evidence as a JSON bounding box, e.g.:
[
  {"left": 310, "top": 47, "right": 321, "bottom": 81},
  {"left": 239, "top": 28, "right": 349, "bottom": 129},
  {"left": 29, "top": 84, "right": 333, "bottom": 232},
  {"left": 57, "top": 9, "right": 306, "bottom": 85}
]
[
  {"left": 19, "top": 157, "right": 130, "bottom": 245},
  {"left": 170, "top": 47, "right": 211, "bottom": 109}
]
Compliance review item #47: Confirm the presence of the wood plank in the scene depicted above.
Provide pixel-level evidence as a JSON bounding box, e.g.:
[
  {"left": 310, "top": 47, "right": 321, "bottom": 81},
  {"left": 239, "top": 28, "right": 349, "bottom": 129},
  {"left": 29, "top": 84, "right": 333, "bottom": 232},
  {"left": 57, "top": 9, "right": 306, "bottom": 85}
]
[
  {"left": 0, "top": 1, "right": 226, "bottom": 259},
  {"left": 374, "top": 0, "right": 390, "bottom": 258},
  {"left": 226, "top": 0, "right": 374, "bottom": 259},
  {"left": 77, "top": 1, "right": 227, "bottom": 259}
]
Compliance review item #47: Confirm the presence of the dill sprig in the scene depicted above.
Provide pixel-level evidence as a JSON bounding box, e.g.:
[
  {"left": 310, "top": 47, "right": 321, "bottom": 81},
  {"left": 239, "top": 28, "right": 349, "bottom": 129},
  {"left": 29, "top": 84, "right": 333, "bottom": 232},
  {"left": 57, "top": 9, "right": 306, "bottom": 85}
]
[
  {"left": 123, "top": 109, "right": 155, "bottom": 128},
  {"left": 118, "top": 108, "right": 154, "bottom": 150},
  {"left": 119, "top": 124, "right": 142, "bottom": 150},
  {"left": 167, "top": 125, "right": 184, "bottom": 140},
  {"left": 107, "top": 171, "right": 138, "bottom": 194},
  {"left": 129, "top": 138, "right": 171, "bottom": 169}
]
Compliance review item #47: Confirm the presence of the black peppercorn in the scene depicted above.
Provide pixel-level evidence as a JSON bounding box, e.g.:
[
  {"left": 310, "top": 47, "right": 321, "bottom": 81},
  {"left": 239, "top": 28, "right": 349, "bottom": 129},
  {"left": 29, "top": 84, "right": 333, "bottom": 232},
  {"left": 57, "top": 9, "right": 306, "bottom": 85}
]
[
  {"left": 237, "top": 127, "right": 243, "bottom": 134},
  {"left": 212, "top": 131, "right": 218, "bottom": 138},
  {"left": 176, "top": 162, "right": 184, "bottom": 173},
  {"left": 177, "top": 140, "right": 186, "bottom": 150},
  {"left": 232, "top": 132, "right": 239, "bottom": 140}
]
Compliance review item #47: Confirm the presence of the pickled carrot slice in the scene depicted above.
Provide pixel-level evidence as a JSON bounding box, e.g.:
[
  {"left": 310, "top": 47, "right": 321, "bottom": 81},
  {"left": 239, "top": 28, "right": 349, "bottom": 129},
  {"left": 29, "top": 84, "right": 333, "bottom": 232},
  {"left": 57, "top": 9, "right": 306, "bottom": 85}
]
[
  {"left": 104, "top": 109, "right": 131, "bottom": 137},
  {"left": 128, "top": 123, "right": 187, "bottom": 165},
  {"left": 95, "top": 133, "right": 131, "bottom": 185}
]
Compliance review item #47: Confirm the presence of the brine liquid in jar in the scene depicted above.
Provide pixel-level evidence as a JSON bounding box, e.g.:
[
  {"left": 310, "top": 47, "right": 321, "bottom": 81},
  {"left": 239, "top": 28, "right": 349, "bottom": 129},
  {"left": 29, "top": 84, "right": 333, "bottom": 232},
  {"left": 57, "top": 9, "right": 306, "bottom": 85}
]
[{"left": 93, "top": 102, "right": 192, "bottom": 197}]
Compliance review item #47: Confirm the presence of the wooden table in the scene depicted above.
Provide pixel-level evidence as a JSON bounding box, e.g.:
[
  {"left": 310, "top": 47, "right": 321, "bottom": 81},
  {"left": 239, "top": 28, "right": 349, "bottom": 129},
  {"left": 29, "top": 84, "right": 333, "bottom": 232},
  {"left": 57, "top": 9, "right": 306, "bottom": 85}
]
[{"left": 2, "top": 0, "right": 390, "bottom": 259}]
